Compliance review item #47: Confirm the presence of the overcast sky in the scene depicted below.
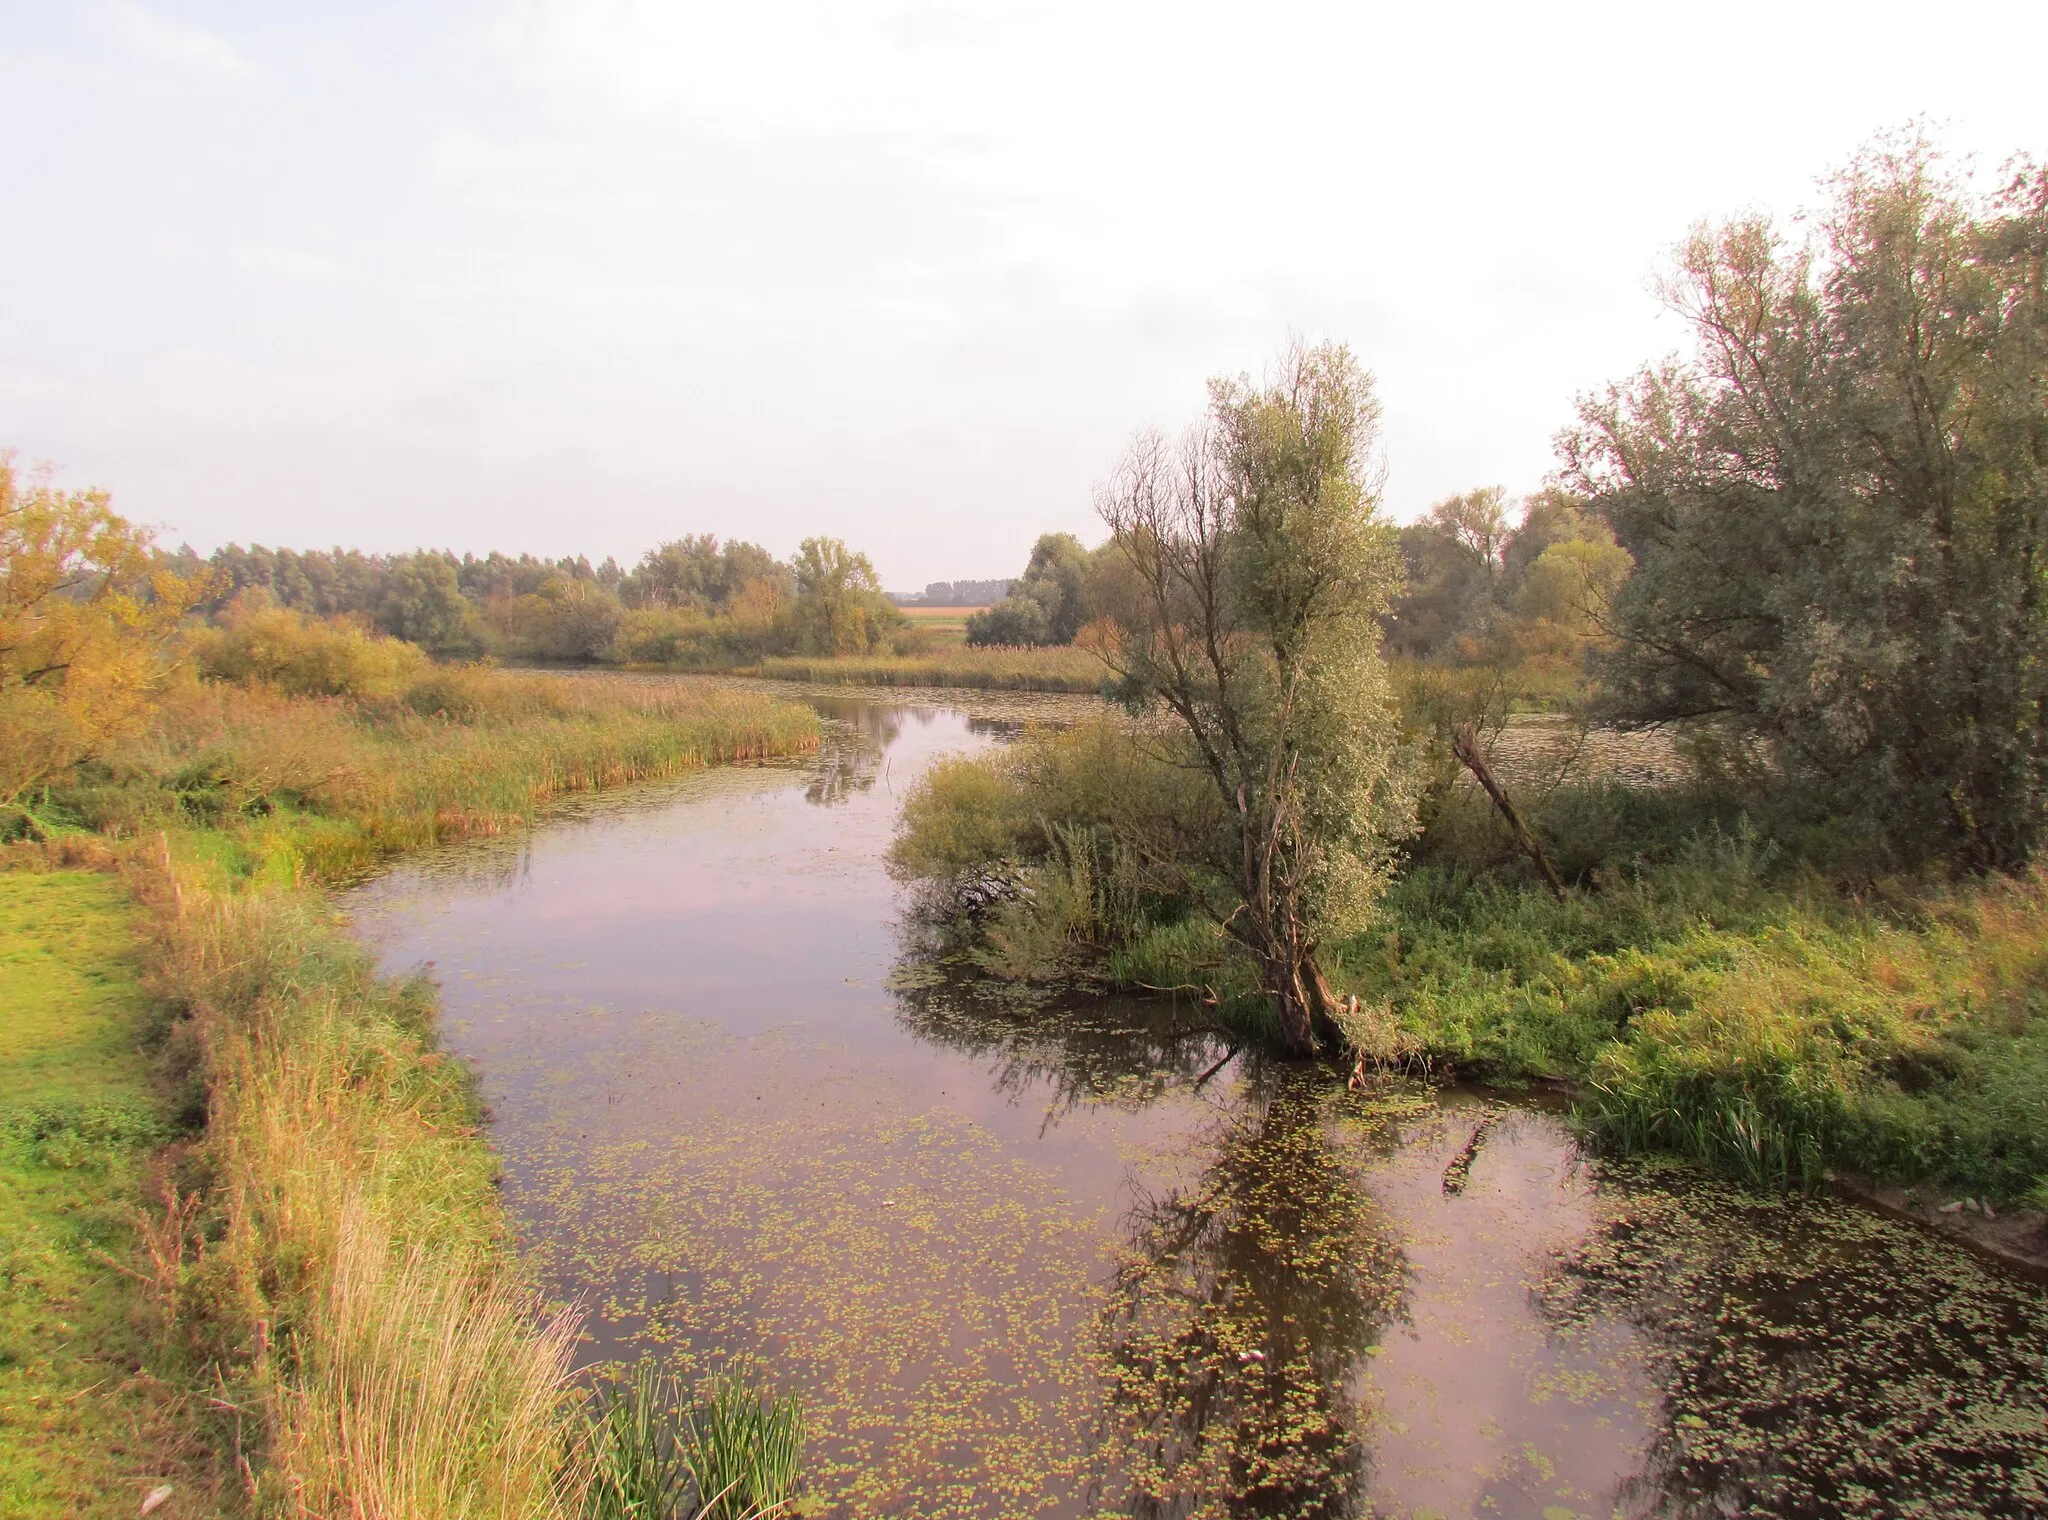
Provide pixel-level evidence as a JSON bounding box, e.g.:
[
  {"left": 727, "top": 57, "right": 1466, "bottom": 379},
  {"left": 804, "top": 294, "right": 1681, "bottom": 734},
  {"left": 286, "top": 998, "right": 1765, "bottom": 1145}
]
[{"left": 3, "top": 2, "right": 2043, "bottom": 589}]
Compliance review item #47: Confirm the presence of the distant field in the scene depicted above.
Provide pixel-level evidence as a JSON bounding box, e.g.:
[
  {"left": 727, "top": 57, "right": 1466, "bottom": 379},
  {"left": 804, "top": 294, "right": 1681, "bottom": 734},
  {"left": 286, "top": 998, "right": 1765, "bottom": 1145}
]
[{"left": 897, "top": 605, "right": 983, "bottom": 646}]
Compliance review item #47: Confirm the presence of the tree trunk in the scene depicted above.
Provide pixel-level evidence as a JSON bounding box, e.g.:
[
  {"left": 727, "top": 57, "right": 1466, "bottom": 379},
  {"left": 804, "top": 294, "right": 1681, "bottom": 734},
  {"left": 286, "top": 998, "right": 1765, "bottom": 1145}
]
[
  {"left": 1251, "top": 935, "right": 1341, "bottom": 1057},
  {"left": 1262, "top": 952, "right": 1319, "bottom": 1056},
  {"left": 1450, "top": 723, "right": 1567, "bottom": 900}
]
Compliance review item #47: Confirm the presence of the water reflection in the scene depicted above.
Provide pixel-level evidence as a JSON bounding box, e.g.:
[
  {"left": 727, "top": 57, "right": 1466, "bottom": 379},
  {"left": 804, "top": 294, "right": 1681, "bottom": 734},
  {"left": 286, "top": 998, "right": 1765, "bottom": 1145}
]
[
  {"left": 892, "top": 969, "right": 1235, "bottom": 1129},
  {"left": 1094, "top": 1073, "right": 1401, "bottom": 1519},
  {"left": 801, "top": 699, "right": 896, "bottom": 806}
]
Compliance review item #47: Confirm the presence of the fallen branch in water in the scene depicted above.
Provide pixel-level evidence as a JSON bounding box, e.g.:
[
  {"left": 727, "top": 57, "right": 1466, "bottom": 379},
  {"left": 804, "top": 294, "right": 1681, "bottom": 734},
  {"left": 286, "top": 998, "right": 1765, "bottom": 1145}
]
[{"left": 1191, "top": 1045, "right": 1239, "bottom": 1092}]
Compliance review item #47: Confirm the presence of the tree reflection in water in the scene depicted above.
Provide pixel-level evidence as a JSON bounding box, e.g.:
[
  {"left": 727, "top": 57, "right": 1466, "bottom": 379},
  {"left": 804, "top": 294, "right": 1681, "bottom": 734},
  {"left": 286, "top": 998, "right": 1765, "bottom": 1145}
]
[
  {"left": 893, "top": 968, "right": 1410, "bottom": 1517},
  {"left": 1092, "top": 1071, "right": 1405, "bottom": 1518},
  {"left": 802, "top": 702, "right": 898, "bottom": 806},
  {"left": 892, "top": 970, "right": 1235, "bottom": 1130},
  {"left": 802, "top": 703, "right": 1021, "bottom": 808}
]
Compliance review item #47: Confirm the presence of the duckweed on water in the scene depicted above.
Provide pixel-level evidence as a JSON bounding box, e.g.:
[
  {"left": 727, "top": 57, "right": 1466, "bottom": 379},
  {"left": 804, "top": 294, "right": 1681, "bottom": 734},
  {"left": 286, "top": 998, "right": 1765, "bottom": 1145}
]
[
  {"left": 509, "top": 1016, "right": 1120, "bottom": 1516},
  {"left": 1545, "top": 1167, "right": 2048, "bottom": 1516}
]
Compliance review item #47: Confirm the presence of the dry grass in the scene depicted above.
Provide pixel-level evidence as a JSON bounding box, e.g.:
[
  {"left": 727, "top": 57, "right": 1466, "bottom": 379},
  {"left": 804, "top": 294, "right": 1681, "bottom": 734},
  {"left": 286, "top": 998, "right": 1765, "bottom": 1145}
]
[
  {"left": 274, "top": 1206, "right": 584, "bottom": 1520},
  {"left": 139, "top": 854, "right": 588, "bottom": 1518},
  {"left": 891, "top": 606, "right": 978, "bottom": 647}
]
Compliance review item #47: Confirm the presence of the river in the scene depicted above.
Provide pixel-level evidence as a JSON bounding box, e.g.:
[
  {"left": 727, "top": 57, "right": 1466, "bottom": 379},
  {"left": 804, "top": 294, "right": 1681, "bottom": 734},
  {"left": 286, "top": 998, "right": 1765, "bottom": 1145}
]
[{"left": 346, "top": 684, "right": 2048, "bottom": 1519}]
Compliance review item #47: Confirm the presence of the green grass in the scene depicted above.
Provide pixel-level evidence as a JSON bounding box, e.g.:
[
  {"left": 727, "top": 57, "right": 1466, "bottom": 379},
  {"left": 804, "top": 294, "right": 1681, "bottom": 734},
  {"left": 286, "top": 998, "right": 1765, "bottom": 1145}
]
[
  {"left": 1333, "top": 837, "right": 2048, "bottom": 1200},
  {"left": 745, "top": 646, "right": 1105, "bottom": 692},
  {"left": 0, "top": 872, "right": 188, "bottom": 1519}
]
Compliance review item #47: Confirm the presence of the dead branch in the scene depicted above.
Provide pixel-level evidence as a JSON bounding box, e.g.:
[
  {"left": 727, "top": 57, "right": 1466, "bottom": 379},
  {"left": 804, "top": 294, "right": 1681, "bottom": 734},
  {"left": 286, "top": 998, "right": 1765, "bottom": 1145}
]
[{"left": 1451, "top": 722, "right": 1568, "bottom": 900}]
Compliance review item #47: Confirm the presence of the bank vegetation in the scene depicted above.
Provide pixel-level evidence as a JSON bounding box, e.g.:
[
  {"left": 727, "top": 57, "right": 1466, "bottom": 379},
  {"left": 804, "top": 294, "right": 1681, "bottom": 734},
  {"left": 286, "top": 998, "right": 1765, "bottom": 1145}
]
[{"left": 892, "top": 138, "right": 2048, "bottom": 1216}]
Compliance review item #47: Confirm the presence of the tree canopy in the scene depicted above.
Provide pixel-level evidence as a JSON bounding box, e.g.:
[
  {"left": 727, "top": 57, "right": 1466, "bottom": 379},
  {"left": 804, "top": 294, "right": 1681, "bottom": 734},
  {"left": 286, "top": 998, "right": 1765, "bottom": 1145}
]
[
  {"left": 0, "top": 455, "right": 208, "bottom": 811},
  {"left": 1565, "top": 139, "right": 2048, "bottom": 869},
  {"left": 965, "top": 532, "right": 1096, "bottom": 647},
  {"left": 790, "top": 536, "right": 902, "bottom": 656}
]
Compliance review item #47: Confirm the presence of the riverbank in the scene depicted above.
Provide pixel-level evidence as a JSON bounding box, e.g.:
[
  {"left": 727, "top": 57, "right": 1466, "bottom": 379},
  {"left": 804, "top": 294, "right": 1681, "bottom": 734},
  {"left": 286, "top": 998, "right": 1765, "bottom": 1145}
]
[
  {"left": 890, "top": 721, "right": 2048, "bottom": 1232},
  {"left": 1355, "top": 851, "right": 2048, "bottom": 1236},
  {"left": 0, "top": 668, "right": 822, "bottom": 1515}
]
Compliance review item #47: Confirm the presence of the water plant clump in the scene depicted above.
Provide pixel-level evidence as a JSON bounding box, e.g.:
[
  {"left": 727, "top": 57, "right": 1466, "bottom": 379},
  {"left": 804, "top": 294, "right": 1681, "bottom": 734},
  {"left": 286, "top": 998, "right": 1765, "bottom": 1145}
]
[{"left": 583, "top": 1362, "right": 805, "bottom": 1520}]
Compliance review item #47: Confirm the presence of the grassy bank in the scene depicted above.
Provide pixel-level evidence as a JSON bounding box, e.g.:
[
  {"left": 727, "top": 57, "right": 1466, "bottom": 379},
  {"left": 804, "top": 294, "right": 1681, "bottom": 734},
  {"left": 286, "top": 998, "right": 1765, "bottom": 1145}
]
[
  {"left": 891, "top": 722, "right": 2048, "bottom": 1209},
  {"left": 740, "top": 647, "right": 1104, "bottom": 693},
  {"left": 0, "top": 870, "right": 196, "bottom": 1518},
  {"left": 3, "top": 666, "right": 822, "bottom": 1515},
  {"left": 1352, "top": 842, "right": 2048, "bottom": 1200}
]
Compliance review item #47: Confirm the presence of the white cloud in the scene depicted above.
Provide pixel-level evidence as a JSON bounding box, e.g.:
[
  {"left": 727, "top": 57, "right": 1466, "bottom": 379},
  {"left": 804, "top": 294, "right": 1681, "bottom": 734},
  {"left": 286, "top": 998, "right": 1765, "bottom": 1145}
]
[{"left": 104, "top": 1, "right": 262, "bottom": 79}]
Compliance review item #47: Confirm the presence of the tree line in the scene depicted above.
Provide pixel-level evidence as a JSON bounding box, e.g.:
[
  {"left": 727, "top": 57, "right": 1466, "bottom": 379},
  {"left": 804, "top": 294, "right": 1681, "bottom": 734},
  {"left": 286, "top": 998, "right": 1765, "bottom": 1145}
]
[{"left": 159, "top": 532, "right": 914, "bottom": 666}]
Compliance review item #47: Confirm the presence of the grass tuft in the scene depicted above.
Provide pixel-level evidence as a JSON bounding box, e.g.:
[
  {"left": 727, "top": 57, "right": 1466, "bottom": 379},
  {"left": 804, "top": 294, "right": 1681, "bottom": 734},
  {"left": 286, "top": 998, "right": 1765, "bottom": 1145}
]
[{"left": 583, "top": 1362, "right": 804, "bottom": 1520}]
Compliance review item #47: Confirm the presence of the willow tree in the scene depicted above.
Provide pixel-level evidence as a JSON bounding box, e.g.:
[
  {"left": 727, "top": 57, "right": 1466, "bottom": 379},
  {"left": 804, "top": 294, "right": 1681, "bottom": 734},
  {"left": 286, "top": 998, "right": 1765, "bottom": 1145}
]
[
  {"left": 1564, "top": 139, "right": 2048, "bottom": 870},
  {"left": 1094, "top": 342, "right": 1412, "bottom": 1054}
]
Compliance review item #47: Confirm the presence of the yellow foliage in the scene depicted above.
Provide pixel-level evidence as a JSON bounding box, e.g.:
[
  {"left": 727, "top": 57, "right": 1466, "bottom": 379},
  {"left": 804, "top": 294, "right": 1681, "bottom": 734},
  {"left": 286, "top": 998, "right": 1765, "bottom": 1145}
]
[
  {"left": 192, "top": 597, "right": 429, "bottom": 696},
  {"left": 0, "top": 454, "right": 209, "bottom": 806}
]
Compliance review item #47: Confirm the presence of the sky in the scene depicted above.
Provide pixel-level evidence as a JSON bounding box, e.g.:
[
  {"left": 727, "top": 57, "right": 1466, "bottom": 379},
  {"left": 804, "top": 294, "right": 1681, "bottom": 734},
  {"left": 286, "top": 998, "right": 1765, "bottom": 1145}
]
[{"left": 3, "top": 2, "right": 2044, "bottom": 591}]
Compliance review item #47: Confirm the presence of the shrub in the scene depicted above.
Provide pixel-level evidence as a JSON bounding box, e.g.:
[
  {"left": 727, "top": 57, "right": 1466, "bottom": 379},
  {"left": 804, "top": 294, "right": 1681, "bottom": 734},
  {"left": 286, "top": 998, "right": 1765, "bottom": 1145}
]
[{"left": 193, "top": 603, "right": 429, "bottom": 697}]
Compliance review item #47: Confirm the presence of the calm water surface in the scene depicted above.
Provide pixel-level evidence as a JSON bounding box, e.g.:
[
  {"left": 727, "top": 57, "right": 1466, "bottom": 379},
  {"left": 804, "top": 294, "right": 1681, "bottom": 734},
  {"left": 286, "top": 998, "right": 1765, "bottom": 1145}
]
[{"left": 347, "top": 689, "right": 2048, "bottom": 1519}]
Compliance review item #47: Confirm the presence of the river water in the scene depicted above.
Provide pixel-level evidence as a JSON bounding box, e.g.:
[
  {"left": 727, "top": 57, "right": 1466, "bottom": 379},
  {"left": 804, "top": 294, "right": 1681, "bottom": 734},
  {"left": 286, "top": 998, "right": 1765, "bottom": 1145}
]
[{"left": 347, "top": 687, "right": 2048, "bottom": 1519}]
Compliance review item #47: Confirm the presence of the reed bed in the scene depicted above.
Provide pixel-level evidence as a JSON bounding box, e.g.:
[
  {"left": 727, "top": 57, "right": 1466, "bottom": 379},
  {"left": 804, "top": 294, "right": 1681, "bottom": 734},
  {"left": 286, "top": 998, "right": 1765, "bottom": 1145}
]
[
  {"left": 746, "top": 646, "right": 1105, "bottom": 692},
  {"left": 60, "top": 668, "right": 820, "bottom": 877}
]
